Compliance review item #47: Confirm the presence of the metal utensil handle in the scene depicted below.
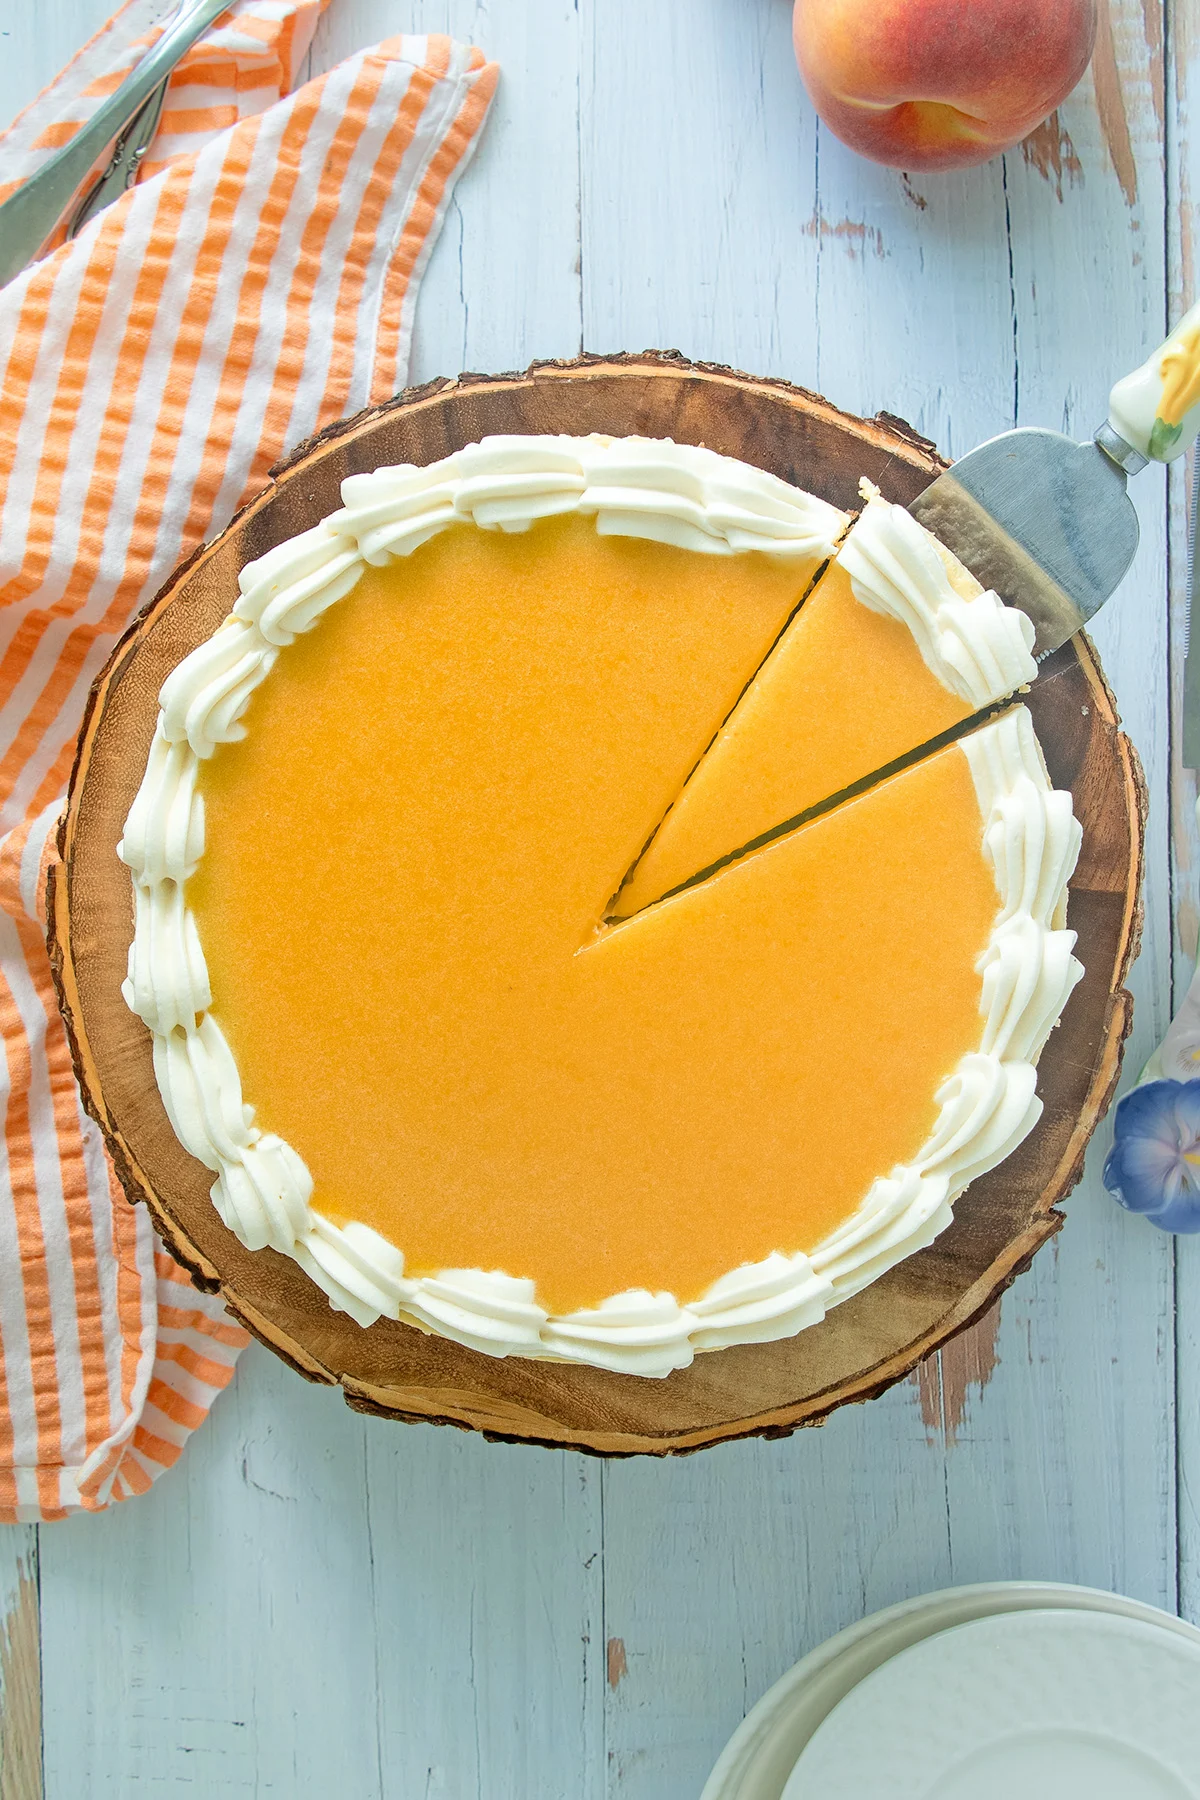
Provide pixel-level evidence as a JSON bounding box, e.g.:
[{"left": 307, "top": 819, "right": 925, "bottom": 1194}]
[
  {"left": 0, "top": 0, "right": 229, "bottom": 288},
  {"left": 66, "top": 76, "right": 170, "bottom": 240}
]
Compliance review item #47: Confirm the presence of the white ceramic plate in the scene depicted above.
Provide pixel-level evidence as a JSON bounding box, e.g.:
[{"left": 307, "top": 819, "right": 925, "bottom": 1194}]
[
  {"left": 782, "top": 1607, "right": 1200, "bottom": 1799},
  {"left": 700, "top": 1583, "right": 1200, "bottom": 1800}
]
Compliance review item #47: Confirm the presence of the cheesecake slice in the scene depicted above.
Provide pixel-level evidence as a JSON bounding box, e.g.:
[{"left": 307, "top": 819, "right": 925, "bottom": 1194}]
[{"left": 611, "top": 486, "right": 1037, "bottom": 917}]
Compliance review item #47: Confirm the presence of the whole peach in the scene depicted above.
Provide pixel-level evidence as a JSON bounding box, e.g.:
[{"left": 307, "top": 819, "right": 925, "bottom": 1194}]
[{"left": 792, "top": 0, "right": 1097, "bottom": 172}]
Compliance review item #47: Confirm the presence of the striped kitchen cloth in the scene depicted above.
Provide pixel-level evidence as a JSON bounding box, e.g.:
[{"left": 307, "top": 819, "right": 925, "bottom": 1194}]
[{"left": 0, "top": 2, "right": 498, "bottom": 1522}]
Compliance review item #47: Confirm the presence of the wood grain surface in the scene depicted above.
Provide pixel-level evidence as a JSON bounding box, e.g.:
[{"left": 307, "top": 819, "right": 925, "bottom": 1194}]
[
  {"left": 0, "top": 3, "right": 1195, "bottom": 1797},
  {"left": 49, "top": 355, "right": 1145, "bottom": 1454}
]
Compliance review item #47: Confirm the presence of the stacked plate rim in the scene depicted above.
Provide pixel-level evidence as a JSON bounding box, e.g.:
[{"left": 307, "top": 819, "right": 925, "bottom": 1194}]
[{"left": 701, "top": 1580, "right": 1200, "bottom": 1800}]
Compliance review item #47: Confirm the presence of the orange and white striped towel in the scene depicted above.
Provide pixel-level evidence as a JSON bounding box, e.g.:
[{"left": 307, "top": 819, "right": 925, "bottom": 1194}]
[{"left": 0, "top": 2, "right": 498, "bottom": 1522}]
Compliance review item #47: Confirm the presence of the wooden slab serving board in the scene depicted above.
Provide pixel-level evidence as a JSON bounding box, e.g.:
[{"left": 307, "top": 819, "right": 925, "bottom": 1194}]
[{"left": 47, "top": 353, "right": 1146, "bottom": 1455}]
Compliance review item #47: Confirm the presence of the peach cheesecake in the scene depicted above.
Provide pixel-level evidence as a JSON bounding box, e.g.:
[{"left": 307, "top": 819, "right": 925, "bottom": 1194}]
[{"left": 118, "top": 436, "right": 1083, "bottom": 1376}]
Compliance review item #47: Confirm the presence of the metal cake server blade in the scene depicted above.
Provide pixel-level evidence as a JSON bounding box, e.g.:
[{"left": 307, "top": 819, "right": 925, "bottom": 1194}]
[
  {"left": 907, "top": 299, "right": 1200, "bottom": 660},
  {"left": 908, "top": 429, "right": 1139, "bottom": 659}
]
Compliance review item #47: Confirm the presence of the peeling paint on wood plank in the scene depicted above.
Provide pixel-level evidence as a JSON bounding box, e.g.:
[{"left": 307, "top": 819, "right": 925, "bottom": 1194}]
[
  {"left": 803, "top": 209, "right": 885, "bottom": 260},
  {"left": 1141, "top": 0, "right": 1165, "bottom": 135},
  {"left": 1095, "top": 0, "right": 1141, "bottom": 205},
  {"left": 912, "top": 1306, "right": 1004, "bottom": 1444},
  {"left": 0, "top": 1555, "right": 41, "bottom": 1800},
  {"left": 1021, "top": 113, "right": 1084, "bottom": 200}
]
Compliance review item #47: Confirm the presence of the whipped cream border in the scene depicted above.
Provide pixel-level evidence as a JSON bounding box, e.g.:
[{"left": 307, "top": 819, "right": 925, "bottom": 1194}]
[
  {"left": 119, "top": 435, "right": 1081, "bottom": 1378},
  {"left": 839, "top": 482, "right": 1038, "bottom": 708}
]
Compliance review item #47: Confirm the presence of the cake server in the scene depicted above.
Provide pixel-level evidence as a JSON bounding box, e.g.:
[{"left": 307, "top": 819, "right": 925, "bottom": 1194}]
[
  {"left": 0, "top": 0, "right": 228, "bottom": 289},
  {"left": 908, "top": 304, "right": 1200, "bottom": 658}
]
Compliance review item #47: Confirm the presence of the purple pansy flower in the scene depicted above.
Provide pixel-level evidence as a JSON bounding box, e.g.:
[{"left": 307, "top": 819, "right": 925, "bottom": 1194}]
[{"left": 1103, "top": 1079, "right": 1200, "bottom": 1233}]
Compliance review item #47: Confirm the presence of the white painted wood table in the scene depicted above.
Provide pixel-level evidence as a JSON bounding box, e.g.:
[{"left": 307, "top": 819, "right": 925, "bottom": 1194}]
[{"left": 2, "top": 3, "right": 1199, "bottom": 1794}]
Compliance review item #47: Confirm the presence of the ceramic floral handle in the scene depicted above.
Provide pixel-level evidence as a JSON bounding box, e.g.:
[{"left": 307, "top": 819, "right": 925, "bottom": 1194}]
[{"left": 1107, "top": 299, "right": 1200, "bottom": 464}]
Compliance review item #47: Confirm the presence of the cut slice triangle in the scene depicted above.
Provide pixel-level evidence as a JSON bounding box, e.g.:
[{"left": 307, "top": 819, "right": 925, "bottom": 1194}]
[{"left": 611, "top": 488, "right": 1038, "bottom": 919}]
